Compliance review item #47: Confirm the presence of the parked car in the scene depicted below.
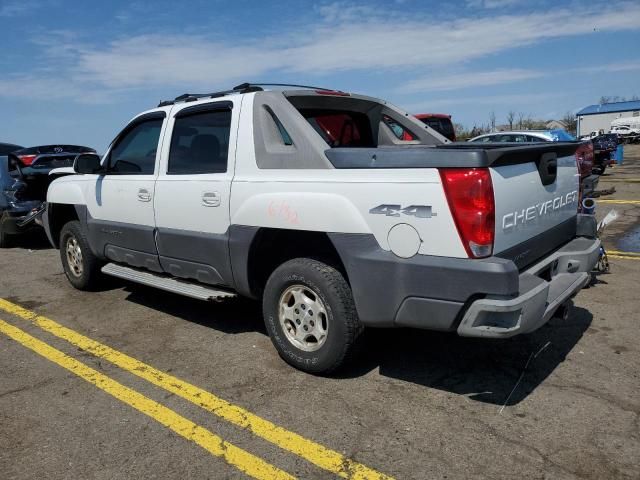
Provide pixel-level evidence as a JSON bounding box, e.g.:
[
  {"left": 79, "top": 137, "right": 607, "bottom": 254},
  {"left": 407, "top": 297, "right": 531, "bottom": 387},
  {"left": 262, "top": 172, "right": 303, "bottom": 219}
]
[
  {"left": 0, "top": 156, "right": 45, "bottom": 247},
  {"left": 468, "top": 129, "right": 597, "bottom": 196},
  {"left": 469, "top": 129, "right": 576, "bottom": 143},
  {"left": 9, "top": 144, "right": 95, "bottom": 169},
  {"left": 0, "top": 142, "right": 23, "bottom": 156},
  {"left": 580, "top": 131, "right": 600, "bottom": 141},
  {"left": 414, "top": 113, "right": 456, "bottom": 141},
  {"left": 0, "top": 145, "right": 93, "bottom": 247},
  {"left": 591, "top": 134, "right": 619, "bottom": 174},
  {"left": 43, "top": 83, "right": 600, "bottom": 373},
  {"left": 610, "top": 116, "right": 640, "bottom": 136}
]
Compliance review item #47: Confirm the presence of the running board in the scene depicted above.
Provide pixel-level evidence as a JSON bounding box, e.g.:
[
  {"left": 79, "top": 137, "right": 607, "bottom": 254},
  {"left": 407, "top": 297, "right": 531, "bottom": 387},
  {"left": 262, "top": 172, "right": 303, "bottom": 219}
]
[{"left": 101, "top": 263, "right": 237, "bottom": 302}]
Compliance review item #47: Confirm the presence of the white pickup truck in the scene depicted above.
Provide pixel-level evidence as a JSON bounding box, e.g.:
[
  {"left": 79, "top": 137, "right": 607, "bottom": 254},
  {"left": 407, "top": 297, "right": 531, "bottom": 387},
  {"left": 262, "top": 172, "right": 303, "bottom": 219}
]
[{"left": 44, "top": 83, "right": 600, "bottom": 373}]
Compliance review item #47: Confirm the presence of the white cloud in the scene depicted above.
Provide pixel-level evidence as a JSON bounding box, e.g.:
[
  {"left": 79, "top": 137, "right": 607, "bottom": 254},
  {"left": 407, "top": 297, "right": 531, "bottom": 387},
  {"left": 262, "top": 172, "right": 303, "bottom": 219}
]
[
  {"left": 0, "top": 0, "right": 39, "bottom": 17},
  {"left": 466, "top": 0, "right": 525, "bottom": 9},
  {"left": 404, "top": 92, "right": 566, "bottom": 111},
  {"left": 1, "top": 2, "right": 639, "bottom": 102},
  {"left": 571, "top": 60, "right": 640, "bottom": 75},
  {"left": 402, "top": 69, "right": 543, "bottom": 92}
]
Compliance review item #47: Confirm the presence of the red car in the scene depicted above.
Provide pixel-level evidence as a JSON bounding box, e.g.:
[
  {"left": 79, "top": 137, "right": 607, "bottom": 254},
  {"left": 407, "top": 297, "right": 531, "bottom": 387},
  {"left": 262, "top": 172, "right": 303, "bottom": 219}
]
[{"left": 414, "top": 113, "right": 456, "bottom": 142}]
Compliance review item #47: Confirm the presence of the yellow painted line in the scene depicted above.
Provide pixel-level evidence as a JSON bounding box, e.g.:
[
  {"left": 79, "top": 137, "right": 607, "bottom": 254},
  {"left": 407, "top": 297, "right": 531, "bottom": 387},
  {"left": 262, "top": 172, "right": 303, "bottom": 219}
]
[
  {"left": 597, "top": 200, "right": 640, "bottom": 204},
  {"left": 0, "top": 318, "right": 293, "bottom": 480},
  {"left": 0, "top": 299, "right": 393, "bottom": 480},
  {"left": 598, "top": 178, "right": 640, "bottom": 183},
  {"left": 607, "top": 250, "right": 640, "bottom": 257},
  {"left": 608, "top": 254, "right": 640, "bottom": 261}
]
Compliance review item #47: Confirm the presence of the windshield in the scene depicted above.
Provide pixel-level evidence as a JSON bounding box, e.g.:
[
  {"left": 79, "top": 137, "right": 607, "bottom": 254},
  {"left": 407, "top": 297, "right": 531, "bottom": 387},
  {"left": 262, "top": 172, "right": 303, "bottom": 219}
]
[{"left": 418, "top": 117, "right": 455, "bottom": 141}]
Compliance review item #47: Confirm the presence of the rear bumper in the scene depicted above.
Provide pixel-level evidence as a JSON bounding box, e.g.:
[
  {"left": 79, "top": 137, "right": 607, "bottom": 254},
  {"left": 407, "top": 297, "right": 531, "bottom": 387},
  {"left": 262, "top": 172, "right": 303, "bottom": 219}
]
[
  {"left": 1, "top": 202, "right": 44, "bottom": 234},
  {"left": 457, "top": 236, "right": 600, "bottom": 338}
]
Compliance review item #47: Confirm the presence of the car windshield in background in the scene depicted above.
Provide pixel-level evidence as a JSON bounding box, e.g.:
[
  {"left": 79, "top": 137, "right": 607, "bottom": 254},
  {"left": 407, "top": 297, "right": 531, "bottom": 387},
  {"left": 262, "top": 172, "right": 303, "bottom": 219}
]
[{"left": 418, "top": 117, "right": 455, "bottom": 141}]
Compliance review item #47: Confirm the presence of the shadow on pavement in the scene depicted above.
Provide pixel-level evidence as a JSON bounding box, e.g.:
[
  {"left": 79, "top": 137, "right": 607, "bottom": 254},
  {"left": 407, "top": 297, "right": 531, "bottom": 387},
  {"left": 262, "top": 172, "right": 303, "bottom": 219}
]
[
  {"left": 338, "top": 305, "right": 593, "bottom": 407},
  {"left": 6, "top": 230, "right": 52, "bottom": 250},
  {"left": 118, "top": 279, "right": 592, "bottom": 406},
  {"left": 124, "top": 285, "right": 266, "bottom": 335}
]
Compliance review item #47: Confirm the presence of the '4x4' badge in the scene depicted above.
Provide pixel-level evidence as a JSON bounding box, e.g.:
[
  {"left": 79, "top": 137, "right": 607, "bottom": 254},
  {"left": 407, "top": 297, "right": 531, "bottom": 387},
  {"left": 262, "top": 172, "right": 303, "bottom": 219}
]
[{"left": 369, "top": 204, "right": 436, "bottom": 218}]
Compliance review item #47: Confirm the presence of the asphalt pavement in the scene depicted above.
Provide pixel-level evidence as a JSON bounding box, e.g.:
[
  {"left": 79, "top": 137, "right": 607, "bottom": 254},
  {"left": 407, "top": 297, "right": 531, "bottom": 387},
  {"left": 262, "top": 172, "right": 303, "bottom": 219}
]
[{"left": 1, "top": 146, "right": 639, "bottom": 479}]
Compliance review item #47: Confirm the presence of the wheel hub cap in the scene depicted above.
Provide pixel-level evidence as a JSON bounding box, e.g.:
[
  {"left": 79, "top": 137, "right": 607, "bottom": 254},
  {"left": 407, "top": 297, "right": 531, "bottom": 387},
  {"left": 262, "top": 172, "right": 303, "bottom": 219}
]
[
  {"left": 278, "top": 285, "right": 329, "bottom": 352},
  {"left": 65, "top": 236, "right": 83, "bottom": 277}
]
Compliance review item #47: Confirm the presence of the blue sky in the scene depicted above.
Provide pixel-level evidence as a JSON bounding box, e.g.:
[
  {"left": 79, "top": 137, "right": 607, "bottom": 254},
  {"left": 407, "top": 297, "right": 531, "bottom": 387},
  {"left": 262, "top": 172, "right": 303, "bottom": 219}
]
[{"left": 1, "top": 0, "right": 639, "bottom": 151}]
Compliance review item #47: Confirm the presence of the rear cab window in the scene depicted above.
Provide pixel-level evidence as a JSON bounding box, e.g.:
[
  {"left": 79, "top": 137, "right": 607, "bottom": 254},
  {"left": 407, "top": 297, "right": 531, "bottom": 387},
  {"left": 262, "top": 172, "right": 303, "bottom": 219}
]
[
  {"left": 284, "top": 93, "right": 437, "bottom": 149},
  {"left": 298, "top": 109, "right": 374, "bottom": 148}
]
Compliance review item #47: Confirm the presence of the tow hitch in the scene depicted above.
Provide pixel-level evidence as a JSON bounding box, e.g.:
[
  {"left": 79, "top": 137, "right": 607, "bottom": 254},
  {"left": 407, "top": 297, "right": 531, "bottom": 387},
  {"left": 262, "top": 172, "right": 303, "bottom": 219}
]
[{"left": 553, "top": 302, "right": 571, "bottom": 322}]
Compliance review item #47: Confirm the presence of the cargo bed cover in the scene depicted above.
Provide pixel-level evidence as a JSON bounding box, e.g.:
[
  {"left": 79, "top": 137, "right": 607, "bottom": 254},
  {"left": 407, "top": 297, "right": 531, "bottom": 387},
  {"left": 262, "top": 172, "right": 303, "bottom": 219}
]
[{"left": 325, "top": 142, "right": 581, "bottom": 169}]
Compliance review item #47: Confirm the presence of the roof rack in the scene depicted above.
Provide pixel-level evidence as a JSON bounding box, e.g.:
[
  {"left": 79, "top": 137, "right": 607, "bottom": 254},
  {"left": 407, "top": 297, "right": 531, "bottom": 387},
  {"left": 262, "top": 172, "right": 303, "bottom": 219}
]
[
  {"left": 157, "top": 83, "right": 262, "bottom": 107},
  {"left": 158, "top": 82, "right": 343, "bottom": 107},
  {"left": 235, "top": 82, "right": 339, "bottom": 91}
]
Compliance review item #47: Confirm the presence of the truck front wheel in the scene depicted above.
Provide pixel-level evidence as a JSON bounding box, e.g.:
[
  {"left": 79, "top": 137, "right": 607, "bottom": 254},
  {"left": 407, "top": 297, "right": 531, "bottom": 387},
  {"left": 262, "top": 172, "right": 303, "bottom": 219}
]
[
  {"left": 263, "top": 258, "right": 362, "bottom": 374},
  {"left": 59, "top": 220, "right": 102, "bottom": 290}
]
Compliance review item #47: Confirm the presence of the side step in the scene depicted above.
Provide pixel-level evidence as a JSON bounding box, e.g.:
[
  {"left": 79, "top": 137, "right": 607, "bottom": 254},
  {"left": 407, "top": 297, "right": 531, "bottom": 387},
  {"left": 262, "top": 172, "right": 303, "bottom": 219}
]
[{"left": 101, "top": 263, "right": 237, "bottom": 302}]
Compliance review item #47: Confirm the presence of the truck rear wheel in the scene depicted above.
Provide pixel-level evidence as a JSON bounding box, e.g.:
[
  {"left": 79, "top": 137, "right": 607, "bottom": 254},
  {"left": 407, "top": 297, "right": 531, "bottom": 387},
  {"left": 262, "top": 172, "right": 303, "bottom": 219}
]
[
  {"left": 60, "top": 220, "right": 102, "bottom": 290},
  {"left": 263, "top": 258, "right": 362, "bottom": 374}
]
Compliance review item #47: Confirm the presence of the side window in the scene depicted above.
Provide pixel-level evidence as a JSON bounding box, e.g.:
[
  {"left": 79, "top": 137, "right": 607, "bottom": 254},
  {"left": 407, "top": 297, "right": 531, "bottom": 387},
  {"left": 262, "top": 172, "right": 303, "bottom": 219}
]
[
  {"left": 382, "top": 114, "right": 417, "bottom": 140},
  {"left": 526, "top": 135, "right": 543, "bottom": 142},
  {"left": 169, "top": 109, "right": 231, "bottom": 174},
  {"left": 265, "top": 106, "right": 293, "bottom": 146},
  {"left": 109, "top": 119, "right": 163, "bottom": 174}
]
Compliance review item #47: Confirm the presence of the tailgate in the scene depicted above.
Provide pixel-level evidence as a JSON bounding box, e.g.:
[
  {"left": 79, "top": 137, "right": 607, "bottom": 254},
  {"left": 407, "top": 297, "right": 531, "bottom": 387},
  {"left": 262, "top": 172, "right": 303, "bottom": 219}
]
[{"left": 490, "top": 147, "right": 580, "bottom": 265}]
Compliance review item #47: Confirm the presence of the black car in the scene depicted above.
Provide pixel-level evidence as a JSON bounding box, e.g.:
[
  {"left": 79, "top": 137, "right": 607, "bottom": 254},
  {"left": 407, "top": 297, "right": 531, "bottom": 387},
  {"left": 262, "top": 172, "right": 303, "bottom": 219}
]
[
  {"left": 9, "top": 144, "right": 95, "bottom": 169},
  {"left": 0, "top": 144, "right": 95, "bottom": 247},
  {"left": 0, "top": 142, "right": 23, "bottom": 156},
  {"left": 0, "top": 155, "right": 44, "bottom": 247}
]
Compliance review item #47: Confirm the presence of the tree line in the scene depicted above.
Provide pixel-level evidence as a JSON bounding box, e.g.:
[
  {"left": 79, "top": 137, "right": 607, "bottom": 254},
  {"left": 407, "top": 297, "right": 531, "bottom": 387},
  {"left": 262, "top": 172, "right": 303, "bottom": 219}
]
[
  {"left": 454, "top": 110, "right": 577, "bottom": 140},
  {"left": 454, "top": 94, "right": 638, "bottom": 140}
]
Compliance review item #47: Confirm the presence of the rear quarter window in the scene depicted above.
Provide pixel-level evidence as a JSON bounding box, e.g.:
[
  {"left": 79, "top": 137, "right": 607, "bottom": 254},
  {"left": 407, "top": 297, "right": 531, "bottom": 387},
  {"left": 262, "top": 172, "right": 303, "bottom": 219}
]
[{"left": 299, "top": 109, "right": 375, "bottom": 147}]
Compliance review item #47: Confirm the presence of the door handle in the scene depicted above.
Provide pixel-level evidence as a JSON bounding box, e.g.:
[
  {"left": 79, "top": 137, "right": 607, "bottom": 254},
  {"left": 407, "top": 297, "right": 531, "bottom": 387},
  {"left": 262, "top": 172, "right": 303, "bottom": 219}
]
[
  {"left": 137, "top": 188, "right": 152, "bottom": 202},
  {"left": 202, "top": 192, "right": 221, "bottom": 207}
]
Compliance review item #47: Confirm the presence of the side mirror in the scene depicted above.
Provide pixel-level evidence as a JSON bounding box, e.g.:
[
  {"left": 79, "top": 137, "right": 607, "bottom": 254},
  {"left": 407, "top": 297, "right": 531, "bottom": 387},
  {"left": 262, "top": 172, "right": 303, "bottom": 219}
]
[{"left": 73, "top": 153, "right": 103, "bottom": 174}]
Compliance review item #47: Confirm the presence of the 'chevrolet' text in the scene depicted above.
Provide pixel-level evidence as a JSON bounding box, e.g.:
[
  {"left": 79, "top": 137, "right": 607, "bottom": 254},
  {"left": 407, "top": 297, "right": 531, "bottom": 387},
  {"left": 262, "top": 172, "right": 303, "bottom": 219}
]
[{"left": 502, "top": 190, "right": 578, "bottom": 229}]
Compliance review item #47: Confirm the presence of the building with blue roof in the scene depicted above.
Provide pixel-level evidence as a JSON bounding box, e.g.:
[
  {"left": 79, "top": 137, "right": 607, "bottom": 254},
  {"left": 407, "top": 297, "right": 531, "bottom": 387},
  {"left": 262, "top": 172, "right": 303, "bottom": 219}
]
[{"left": 576, "top": 100, "right": 640, "bottom": 137}]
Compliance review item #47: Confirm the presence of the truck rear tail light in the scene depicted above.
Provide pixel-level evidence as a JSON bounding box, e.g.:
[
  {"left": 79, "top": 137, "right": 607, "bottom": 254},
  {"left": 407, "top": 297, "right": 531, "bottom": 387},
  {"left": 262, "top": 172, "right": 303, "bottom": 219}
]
[
  {"left": 18, "top": 154, "right": 37, "bottom": 166},
  {"left": 440, "top": 168, "right": 495, "bottom": 258},
  {"left": 574, "top": 142, "right": 593, "bottom": 211}
]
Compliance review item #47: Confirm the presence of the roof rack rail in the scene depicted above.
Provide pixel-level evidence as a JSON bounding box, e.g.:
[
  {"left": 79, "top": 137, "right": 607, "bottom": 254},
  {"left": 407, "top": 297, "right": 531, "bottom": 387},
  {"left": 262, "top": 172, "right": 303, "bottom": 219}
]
[
  {"left": 233, "top": 82, "right": 340, "bottom": 92},
  {"left": 157, "top": 82, "right": 345, "bottom": 107},
  {"left": 157, "top": 83, "right": 264, "bottom": 107}
]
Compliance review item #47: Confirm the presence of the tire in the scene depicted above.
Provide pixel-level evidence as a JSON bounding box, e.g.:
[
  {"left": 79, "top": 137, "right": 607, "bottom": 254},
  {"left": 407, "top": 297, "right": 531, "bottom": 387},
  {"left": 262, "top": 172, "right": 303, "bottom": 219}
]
[
  {"left": 59, "top": 220, "right": 102, "bottom": 290},
  {"left": 0, "top": 214, "right": 12, "bottom": 248},
  {"left": 263, "top": 258, "right": 362, "bottom": 374}
]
